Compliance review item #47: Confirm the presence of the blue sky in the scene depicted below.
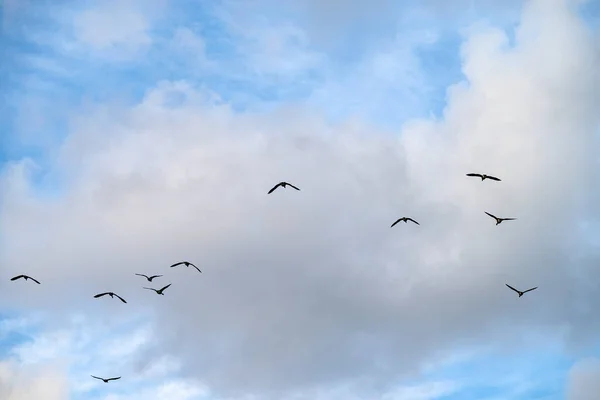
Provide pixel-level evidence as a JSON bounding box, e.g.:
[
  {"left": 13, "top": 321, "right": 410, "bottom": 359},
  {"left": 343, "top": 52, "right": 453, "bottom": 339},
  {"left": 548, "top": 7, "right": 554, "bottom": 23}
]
[{"left": 1, "top": 0, "right": 600, "bottom": 399}]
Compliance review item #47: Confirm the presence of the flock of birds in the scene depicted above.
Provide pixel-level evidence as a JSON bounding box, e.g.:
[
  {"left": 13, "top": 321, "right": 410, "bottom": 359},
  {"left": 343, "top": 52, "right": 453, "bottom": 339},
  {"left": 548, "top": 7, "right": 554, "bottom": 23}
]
[{"left": 7, "top": 173, "right": 537, "bottom": 384}]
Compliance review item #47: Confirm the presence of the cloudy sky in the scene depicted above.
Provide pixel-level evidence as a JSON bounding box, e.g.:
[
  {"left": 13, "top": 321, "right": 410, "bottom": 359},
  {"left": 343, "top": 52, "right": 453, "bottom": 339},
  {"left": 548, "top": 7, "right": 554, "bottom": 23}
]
[{"left": 1, "top": 0, "right": 600, "bottom": 399}]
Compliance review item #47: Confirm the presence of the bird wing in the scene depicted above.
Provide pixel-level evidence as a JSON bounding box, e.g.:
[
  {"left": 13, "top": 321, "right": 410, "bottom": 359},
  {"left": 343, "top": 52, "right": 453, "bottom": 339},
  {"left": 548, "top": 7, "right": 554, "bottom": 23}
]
[
  {"left": 390, "top": 218, "right": 402, "bottom": 227},
  {"left": 108, "top": 377, "right": 121, "bottom": 381},
  {"left": 287, "top": 183, "right": 300, "bottom": 191},
  {"left": 91, "top": 375, "right": 103, "bottom": 380},
  {"left": 190, "top": 264, "right": 202, "bottom": 273},
  {"left": 149, "top": 275, "right": 162, "bottom": 279},
  {"left": 523, "top": 287, "right": 538, "bottom": 293},
  {"left": 10, "top": 275, "right": 25, "bottom": 281},
  {"left": 159, "top": 284, "right": 172, "bottom": 292},
  {"left": 407, "top": 218, "right": 420, "bottom": 225},
  {"left": 135, "top": 273, "right": 149, "bottom": 279},
  {"left": 485, "top": 212, "right": 498, "bottom": 220},
  {"left": 143, "top": 287, "right": 157, "bottom": 292},
  {"left": 505, "top": 284, "right": 519, "bottom": 293},
  {"left": 501, "top": 218, "right": 516, "bottom": 221},
  {"left": 267, "top": 182, "right": 282, "bottom": 194},
  {"left": 30, "top": 277, "right": 41, "bottom": 284},
  {"left": 466, "top": 173, "right": 483, "bottom": 178},
  {"left": 486, "top": 175, "right": 501, "bottom": 181},
  {"left": 94, "top": 293, "right": 108, "bottom": 298},
  {"left": 170, "top": 262, "right": 184, "bottom": 268},
  {"left": 114, "top": 294, "right": 127, "bottom": 303}
]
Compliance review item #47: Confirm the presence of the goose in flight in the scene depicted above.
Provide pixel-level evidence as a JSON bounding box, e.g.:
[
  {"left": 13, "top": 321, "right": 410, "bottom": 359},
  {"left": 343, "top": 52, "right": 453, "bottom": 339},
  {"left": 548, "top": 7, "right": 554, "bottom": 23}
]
[
  {"left": 391, "top": 217, "right": 420, "bottom": 227},
  {"left": 135, "top": 273, "right": 163, "bottom": 282},
  {"left": 505, "top": 284, "right": 538, "bottom": 297},
  {"left": 170, "top": 261, "right": 201, "bottom": 273},
  {"left": 466, "top": 173, "right": 501, "bottom": 181},
  {"left": 268, "top": 181, "right": 300, "bottom": 194},
  {"left": 91, "top": 375, "right": 121, "bottom": 383},
  {"left": 10, "top": 275, "right": 40, "bottom": 284},
  {"left": 485, "top": 212, "right": 516, "bottom": 225},
  {"left": 144, "top": 283, "right": 172, "bottom": 295},
  {"left": 93, "top": 292, "right": 127, "bottom": 303}
]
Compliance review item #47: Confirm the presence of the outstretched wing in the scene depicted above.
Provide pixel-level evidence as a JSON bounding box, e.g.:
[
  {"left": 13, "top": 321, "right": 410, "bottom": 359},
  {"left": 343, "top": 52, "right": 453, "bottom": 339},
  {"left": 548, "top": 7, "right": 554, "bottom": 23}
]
[
  {"left": 107, "top": 377, "right": 121, "bottom": 381},
  {"left": 94, "top": 292, "right": 109, "bottom": 298},
  {"left": 149, "top": 275, "right": 163, "bottom": 280},
  {"left": 505, "top": 284, "right": 519, "bottom": 293},
  {"left": 135, "top": 273, "right": 149, "bottom": 279},
  {"left": 390, "top": 218, "right": 402, "bottom": 228},
  {"left": 466, "top": 173, "right": 483, "bottom": 178},
  {"left": 91, "top": 375, "right": 103, "bottom": 380},
  {"left": 143, "top": 287, "right": 156, "bottom": 292},
  {"left": 30, "top": 277, "right": 41, "bottom": 284},
  {"left": 287, "top": 183, "right": 300, "bottom": 191},
  {"left": 10, "top": 275, "right": 25, "bottom": 281},
  {"left": 267, "top": 182, "right": 282, "bottom": 194},
  {"left": 407, "top": 218, "right": 420, "bottom": 225},
  {"left": 484, "top": 211, "right": 498, "bottom": 220},
  {"left": 486, "top": 175, "right": 501, "bottom": 181},
  {"left": 523, "top": 286, "right": 538, "bottom": 293},
  {"left": 169, "top": 262, "right": 184, "bottom": 268},
  {"left": 501, "top": 218, "right": 517, "bottom": 221},
  {"left": 160, "top": 284, "right": 172, "bottom": 292},
  {"left": 114, "top": 294, "right": 127, "bottom": 303},
  {"left": 189, "top": 263, "right": 202, "bottom": 273}
]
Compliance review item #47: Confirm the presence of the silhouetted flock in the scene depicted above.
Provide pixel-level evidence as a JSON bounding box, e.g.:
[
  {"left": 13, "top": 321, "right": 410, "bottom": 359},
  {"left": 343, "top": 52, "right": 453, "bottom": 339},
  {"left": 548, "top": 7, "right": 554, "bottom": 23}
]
[{"left": 9, "top": 175, "right": 537, "bottom": 384}]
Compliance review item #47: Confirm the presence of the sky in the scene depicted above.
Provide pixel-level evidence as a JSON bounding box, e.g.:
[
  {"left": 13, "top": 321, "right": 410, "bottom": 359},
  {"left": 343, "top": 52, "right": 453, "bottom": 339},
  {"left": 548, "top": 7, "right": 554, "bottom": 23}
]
[{"left": 1, "top": 0, "right": 600, "bottom": 399}]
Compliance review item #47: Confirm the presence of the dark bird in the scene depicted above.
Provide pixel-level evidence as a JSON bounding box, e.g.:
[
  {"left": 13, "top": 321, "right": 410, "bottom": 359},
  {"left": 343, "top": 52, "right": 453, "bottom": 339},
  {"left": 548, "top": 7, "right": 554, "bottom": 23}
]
[
  {"left": 505, "top": 284, "right": 538, "bottom": 297},
  {"left": 391, "top": 217, "right": 420, "bottom": 227},
  {"left": 144, "top": 283, "right": 172, "bottom": 295},
  {"left": 170, "top": 261, "right": 201, "bottom": 273},
  {"left": 10, "top": 275, "right": 40, "bottom": 284},
  {"left": 91, "top": 375, "right": 121, "bottom": 383},
  {"left": 268, "top": 181, "right": 300, "bottom": 194},
  {"left": 93, "top": 292, "right": 127, "bottom": 303},
  {"left": 485, "top": 211, "right": 516, "bottom": 225},
  {"left": 466, "top": 173, "right": 501, "bottom": 181},
  {"left": 135, "top": 273, "right": 163, "bottom": 282}
]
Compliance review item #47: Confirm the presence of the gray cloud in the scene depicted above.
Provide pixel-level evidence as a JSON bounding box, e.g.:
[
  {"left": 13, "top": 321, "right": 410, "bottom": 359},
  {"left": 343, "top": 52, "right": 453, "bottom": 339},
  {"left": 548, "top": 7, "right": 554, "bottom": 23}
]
[
  {"left": 567, "top": 358, "right": 600, "bottom": 400},
  {"left": 0, "top": 362, "right": 68, "bottom": 400},
  {"left": 1, "top": 0, "right": 599, "bottom": 399}
]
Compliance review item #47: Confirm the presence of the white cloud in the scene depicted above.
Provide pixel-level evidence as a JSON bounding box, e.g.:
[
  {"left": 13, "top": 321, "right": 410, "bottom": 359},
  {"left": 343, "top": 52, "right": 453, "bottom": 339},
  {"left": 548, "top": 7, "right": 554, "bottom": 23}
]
[
  {"left": 1, "top": 0, "right": 600, "bottom": 399},
  {"left": 0, "top": 361, "right": 69, "bottom": 400},
  {"left": 567, "top": 358, "right": 600, "bottom": 400}
]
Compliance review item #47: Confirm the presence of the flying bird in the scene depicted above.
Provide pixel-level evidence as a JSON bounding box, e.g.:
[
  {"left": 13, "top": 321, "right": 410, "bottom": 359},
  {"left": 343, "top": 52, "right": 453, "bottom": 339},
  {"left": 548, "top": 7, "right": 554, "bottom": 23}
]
[
  {"left": 466, "top": 173, "right": 501, "bottom": 181},
  {"left": 91, "top": 375, "right": 121, "bottom": 383},
  {"left": 10, "top": 275, "right": 40, "bottom": 284},
  {"left": 391, "top": 217, "right": 420, "bottom": 227},
  {"left": 170, "top": 261, "right": 201, "bottom": 273},
  {"left": 93, "top": 292, "right": 127, "bottom": 303},
  {"left": 505, "top": 284, "right": 538, "bottom": 297},
  {"left": 135, "top": 273, "right": 163, "bottom": 282},
  {"left": 268, "top": 181, "right": 300, "bottom": 194},
  {"left": 144, "top": 283, "right": 172, "bottom": 295},
  {"left": 484, "top": 212, "right": 516, "bottom": 225}
]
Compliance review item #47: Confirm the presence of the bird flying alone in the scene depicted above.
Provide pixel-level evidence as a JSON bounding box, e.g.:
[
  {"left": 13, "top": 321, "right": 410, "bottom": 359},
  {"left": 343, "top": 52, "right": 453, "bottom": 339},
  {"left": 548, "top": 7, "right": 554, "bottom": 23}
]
[
  {"left": 91, "top": 375, "right": 121, "bottom": 383},
  {"left": 391, "top": 217, "right": 420, "bottom": 227},
  {"left": 484, "top": 212, "right": 516, "bottom": 225},
  {"left": 170, "top": 261, "right": 201, "bottom": 273},
  {"left": 144, "top": 283, "right": 172, "bottom": 295},
  {"left": 93, "top": 292, "right": 127, "bottom": 303},
  {"left": 135, "top": 273, "right": 163, "bottom": 282},
  {"left": 267, "top": 181, "right": 300, "bottom": 194},
  {"left": 10, "top": 275, "right": 40, "bottom": 284},
  {"left": 466, "top": 173, "right": 501, "bottom": 181},
  {"left": 505, "top": 284, "right": 538, "bottom": 297}
]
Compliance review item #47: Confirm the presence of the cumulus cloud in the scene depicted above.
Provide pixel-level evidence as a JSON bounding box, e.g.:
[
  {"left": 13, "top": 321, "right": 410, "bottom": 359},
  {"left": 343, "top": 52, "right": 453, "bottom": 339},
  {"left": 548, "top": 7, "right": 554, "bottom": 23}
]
[
  {"left": 1, "top": 0, "right": 599, "bottom": 399},
  {"left": 0, "top": 361, "right": 68, "bottom": 400}
]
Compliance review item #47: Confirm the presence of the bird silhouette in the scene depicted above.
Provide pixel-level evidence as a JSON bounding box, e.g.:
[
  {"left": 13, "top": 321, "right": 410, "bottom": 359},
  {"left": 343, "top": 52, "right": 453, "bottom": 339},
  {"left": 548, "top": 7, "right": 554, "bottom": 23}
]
[
  {"left": 93, "top": 292, "right": 127, "bottom": 303},
  {"left": 91, "top": 375, "right": 121, "bottom": 383},
  {"left": 505, "top": 284, "right": 538, "bottom": 297},
  {"left": 170, "top": 261, "right": 201, "bottom": 273},
  {"left": 485, "top": 212, "right": 516, "bottom": 225},
  {"left": 10, "top": 275, "right": 40, "bottom": 284},
  {"left": 135, "top": 273, "right": 163, "bottom": 282},
  {"left": 268, "top": 181, "right": 300, "bottom": 194},
  {"left": 391, "top": 217, "right": 420, "bottom": 227},
  {"left": 466, "top": 173, "right": 501, "bottom": 181},
  {"left": 144, "top": 283, "right": 172, "bottom": 295}
]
